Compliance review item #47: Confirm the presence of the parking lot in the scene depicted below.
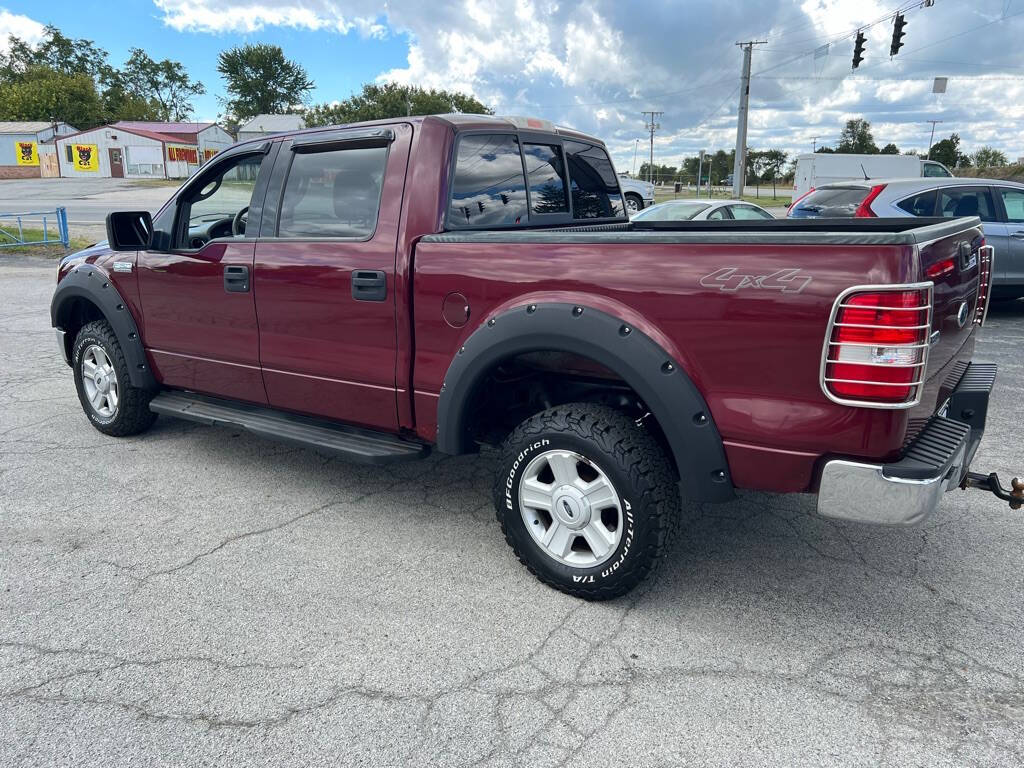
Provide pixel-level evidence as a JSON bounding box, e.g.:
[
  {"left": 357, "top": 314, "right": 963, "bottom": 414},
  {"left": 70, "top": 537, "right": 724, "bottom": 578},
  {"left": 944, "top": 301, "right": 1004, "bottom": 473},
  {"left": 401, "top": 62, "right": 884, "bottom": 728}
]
[{"left": 1, "top": 252, "right": 1023, "bottom": 767}]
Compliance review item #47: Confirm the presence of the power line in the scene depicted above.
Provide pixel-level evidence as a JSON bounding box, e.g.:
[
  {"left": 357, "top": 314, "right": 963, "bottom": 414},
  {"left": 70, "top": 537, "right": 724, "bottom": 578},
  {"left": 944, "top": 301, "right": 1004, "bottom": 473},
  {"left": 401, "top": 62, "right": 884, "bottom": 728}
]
[{"left": 641, "top": 111, "right": 663, "bottom": 183}]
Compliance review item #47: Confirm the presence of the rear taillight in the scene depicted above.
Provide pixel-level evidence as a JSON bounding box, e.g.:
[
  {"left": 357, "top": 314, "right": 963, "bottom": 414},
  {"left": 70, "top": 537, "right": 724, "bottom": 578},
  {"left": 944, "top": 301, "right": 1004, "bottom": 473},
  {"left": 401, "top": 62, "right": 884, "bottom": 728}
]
[
  {"left": 975, "top": 244, "right": 994, "bottom": 326},
  {"left": 787, "top": 187, "right": 814, "bottom": 216},
  {"left": 821, "top": 283, "right": 933, "bottom": 407},
  {"left": 853, "top": 184, "right": 886, "bottom": 218}
]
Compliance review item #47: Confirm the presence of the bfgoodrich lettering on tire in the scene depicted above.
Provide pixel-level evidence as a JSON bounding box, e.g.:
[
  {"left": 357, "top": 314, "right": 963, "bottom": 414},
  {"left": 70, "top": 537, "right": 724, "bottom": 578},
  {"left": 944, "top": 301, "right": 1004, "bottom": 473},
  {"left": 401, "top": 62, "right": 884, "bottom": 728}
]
[{"left": 493, "top": 404, "right": 679, "bottom": 599}]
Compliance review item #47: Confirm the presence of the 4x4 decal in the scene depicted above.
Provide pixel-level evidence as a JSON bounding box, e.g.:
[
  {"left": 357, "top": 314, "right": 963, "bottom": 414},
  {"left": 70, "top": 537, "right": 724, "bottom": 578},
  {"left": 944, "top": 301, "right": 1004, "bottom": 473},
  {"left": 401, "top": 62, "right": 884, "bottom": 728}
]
[{"left": 700, "top": 267, "right": 812, "bottom": 294}]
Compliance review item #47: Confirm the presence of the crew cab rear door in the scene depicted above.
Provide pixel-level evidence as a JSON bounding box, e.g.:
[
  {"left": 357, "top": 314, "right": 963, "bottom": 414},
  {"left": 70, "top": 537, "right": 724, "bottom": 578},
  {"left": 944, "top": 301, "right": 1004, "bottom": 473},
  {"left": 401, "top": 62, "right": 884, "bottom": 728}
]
[{"left": 253, "top": 123, "right": 411, "bottom": 431}]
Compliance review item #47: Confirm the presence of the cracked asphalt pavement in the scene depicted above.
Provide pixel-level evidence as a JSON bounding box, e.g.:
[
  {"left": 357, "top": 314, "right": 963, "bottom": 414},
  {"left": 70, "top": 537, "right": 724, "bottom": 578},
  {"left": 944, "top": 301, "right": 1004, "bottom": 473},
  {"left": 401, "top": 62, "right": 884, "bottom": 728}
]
[{"left": 2, "top": 254, "right": 1023, "bottom": 767}]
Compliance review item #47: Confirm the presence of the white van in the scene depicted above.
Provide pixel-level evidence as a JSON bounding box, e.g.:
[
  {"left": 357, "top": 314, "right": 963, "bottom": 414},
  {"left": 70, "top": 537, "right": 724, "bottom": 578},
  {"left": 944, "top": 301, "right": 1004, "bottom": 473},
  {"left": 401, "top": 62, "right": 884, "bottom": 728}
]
[{"left": 792, "top": 153, "right": 952, "bottom": 199}]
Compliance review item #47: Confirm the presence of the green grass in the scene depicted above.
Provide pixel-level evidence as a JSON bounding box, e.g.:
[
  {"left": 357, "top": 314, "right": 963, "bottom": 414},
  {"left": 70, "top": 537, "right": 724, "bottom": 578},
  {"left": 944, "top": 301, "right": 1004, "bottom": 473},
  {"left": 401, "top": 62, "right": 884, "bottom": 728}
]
[
  {"left": 0, "top": 227, "right": 93, "bottom": 258},
  {"left": 652, "top": 186, "right": 793, "bottom": 207}
]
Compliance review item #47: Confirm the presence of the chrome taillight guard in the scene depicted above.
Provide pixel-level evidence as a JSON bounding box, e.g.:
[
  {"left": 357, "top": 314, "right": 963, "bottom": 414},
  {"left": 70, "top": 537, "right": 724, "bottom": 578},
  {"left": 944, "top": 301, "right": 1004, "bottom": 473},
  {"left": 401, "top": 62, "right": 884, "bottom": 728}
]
[
  {"left": 819, "top": 281, "right": 934, "bottom": 410},
  {"left": 975, "top": 244, "right": 994, "bottom": 326}
]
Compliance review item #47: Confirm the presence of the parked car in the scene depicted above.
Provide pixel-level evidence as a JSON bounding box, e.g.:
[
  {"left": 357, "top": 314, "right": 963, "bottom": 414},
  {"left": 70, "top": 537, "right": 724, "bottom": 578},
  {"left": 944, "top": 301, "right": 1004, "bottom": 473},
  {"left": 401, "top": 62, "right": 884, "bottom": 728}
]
[
  {"left": 632, "top": 199, "right": 774, "bottom": 222},
  {"left": 618, "top": 174, "right": 655, "bottom": 213},
  {"left": 793, "top": 153, "right": 952, "bottom": 199},
  {"left": 788, "top": 177, "right": 1024, "bottom": 298},
  {"left": 51, "top": 114, "right": 1017, "bottom": 600}
]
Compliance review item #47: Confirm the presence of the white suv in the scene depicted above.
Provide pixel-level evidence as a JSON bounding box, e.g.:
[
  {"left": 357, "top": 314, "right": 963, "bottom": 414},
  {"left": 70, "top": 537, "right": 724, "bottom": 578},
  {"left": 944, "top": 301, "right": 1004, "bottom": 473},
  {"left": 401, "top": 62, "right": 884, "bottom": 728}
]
[{"left": 788, "top": 177, "right": 1024, "bottom": 298}]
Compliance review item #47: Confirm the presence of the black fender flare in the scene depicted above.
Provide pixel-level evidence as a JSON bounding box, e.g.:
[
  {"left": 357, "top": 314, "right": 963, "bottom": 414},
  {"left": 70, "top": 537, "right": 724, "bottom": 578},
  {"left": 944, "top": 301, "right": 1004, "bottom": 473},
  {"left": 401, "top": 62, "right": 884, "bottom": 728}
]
[
  {"left": 436, "top": 302, "right": 735, "bottom": 503},
  {"left": 50, "top": 264, "right": 157, "bottom": 390}
]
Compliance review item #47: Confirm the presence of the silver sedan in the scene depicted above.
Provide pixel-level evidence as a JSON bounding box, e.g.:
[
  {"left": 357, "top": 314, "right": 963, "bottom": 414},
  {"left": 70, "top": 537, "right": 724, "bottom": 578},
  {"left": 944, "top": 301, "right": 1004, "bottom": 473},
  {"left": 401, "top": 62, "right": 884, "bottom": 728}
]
[{"left": 630, "top": 199, "right": 775, "bottom": 221}]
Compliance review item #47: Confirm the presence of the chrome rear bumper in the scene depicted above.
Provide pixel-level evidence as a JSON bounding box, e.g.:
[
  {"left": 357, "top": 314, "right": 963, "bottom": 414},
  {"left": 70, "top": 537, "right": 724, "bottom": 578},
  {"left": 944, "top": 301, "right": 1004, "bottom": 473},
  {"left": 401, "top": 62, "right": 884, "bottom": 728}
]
[{"left": 817, "top": 362, "right": 996, "bottom": 525}]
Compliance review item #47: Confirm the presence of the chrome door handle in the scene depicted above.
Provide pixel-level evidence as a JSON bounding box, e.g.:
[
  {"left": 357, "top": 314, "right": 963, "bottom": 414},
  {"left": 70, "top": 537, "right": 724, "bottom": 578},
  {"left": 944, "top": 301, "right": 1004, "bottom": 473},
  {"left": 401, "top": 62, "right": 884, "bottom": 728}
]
[{"left": 1010, "top": 231, "right": 1024, "bottom": 239}]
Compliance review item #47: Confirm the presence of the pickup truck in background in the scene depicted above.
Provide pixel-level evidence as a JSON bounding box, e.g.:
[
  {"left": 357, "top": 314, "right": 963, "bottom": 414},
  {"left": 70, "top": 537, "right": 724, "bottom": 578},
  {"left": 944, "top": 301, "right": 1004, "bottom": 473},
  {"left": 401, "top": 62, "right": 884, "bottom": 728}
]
[
  {"left": 617, "top": 174, "right": 656, "bottom": 213},
  {"left": 51, "top": 114, "right": 1021, "bottom": 599}
]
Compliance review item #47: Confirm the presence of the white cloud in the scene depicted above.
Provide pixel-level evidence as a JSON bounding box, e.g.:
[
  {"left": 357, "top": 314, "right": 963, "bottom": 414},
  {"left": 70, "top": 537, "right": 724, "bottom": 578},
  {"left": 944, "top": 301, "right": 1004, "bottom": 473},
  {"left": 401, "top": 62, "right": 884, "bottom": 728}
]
[
  {"left": 0, "top": 8, "right": 46, "bottom": 52},
  {"left": 152, "top": 0, "right": 1024, "bottom": 169}
]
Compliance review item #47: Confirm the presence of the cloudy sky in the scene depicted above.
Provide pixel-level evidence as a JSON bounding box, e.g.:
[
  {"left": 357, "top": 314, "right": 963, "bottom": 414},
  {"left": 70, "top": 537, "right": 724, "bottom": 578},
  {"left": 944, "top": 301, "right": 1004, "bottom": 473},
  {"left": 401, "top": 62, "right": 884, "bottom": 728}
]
[{"left": 3, "top": 0, "right": 1023, "bottom": 169}]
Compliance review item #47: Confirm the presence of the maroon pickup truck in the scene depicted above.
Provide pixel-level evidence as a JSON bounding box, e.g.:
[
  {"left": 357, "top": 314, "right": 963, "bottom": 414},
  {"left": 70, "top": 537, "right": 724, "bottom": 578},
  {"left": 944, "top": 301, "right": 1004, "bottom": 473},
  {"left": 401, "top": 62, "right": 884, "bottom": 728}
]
[{"left": 51, "top": 114, "right": 1021, "bottom": 599}]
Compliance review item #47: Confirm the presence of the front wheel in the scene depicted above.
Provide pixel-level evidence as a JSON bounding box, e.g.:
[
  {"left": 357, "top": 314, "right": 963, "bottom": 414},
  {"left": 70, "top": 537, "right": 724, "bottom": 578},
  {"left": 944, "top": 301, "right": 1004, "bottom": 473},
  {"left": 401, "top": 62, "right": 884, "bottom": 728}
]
[
  {"left": 624, "top": 193, "right": 643, "bottom": 214},
  {"left": 72, "top": 320, "right": 157, "bottom": 436},
  {"left": 493, "top": 404, "right": 679, "bottom": 600}
]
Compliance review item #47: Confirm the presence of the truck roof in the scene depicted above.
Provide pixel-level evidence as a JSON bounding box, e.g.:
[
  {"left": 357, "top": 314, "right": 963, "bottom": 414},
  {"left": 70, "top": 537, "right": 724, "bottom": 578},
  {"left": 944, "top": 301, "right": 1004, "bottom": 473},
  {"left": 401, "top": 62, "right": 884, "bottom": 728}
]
[{"left": 232, "top": 113, "right": 606, "bottom": 151}]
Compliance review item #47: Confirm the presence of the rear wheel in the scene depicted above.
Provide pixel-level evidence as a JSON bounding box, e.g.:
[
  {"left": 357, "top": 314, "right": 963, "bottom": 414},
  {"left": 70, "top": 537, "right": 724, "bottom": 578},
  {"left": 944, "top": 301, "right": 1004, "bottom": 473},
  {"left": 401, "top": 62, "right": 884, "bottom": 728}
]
[
  {"left": 493, "top": 404, "right": 679, "bottom": 600},
  {"left": 72, "top": 320, "right": 157, "bottom": 436}
]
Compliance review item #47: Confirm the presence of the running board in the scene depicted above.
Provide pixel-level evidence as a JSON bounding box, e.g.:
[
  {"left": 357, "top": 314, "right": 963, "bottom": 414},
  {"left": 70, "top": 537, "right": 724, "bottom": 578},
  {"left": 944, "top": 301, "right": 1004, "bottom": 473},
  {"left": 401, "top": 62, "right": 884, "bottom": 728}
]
[{"left": 150, "top": 391, "right": 429, "bottom": 464}]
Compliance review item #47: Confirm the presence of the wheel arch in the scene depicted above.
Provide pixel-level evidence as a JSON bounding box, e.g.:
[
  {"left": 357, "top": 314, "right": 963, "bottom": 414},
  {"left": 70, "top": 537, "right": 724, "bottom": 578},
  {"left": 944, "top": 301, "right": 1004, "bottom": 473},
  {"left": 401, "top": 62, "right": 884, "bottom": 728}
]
[
  {"left": 436, "top": 301, "right": 735, "bottom": 503},
  {"left": 50, "top": 265, "right": 157, "bottom": 389}
]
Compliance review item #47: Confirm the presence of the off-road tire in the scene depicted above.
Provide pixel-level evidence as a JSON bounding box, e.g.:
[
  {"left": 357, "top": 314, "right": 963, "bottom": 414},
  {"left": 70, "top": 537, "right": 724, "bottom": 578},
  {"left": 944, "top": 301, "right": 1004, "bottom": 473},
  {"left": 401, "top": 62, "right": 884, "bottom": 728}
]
[
  {"left": 493, "top": 404, "right": 680, "bottom": 600},
  {"left": 72, "top": 320, "right": 157, "bottom": 437}
]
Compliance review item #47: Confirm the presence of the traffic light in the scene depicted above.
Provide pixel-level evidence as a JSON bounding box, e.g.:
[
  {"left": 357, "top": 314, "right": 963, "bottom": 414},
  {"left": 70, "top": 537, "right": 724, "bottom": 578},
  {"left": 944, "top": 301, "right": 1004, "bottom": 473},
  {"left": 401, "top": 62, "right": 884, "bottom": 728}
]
[
  {"left": 890, "top": 13, "right": 907, "bottom": 56},
  {"left": 852, "top": 30, "right": 866, "bottom": 69}
]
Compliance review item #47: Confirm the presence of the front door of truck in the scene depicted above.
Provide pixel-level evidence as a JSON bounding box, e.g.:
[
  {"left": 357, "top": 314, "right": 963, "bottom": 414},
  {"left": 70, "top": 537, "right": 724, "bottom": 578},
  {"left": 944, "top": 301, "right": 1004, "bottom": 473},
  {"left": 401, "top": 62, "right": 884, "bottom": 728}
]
[
  {"left": 253, "top": 123, "right": 411, "bottom": 431},
  {"left": 137, "top": 147, "right": 276, "bottom": 404}
]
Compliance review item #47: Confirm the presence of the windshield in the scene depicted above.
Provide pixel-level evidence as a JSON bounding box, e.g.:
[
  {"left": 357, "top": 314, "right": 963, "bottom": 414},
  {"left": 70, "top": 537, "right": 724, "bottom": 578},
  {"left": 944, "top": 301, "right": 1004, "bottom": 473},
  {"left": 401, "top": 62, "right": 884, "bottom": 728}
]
[
  {"left": 791, "top": 186, "right": 869, "bottom": 217},
  {"left": 632, "top": 201, "right": 710, "bottom": 221}
]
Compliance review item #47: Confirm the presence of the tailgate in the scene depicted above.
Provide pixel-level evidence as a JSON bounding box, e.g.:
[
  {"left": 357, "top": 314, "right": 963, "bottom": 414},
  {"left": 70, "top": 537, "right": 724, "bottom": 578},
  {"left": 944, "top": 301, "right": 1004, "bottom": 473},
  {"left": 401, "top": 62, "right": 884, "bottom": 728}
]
[{"left": 918, "top": 222, "right": 986, "bottom": 378}]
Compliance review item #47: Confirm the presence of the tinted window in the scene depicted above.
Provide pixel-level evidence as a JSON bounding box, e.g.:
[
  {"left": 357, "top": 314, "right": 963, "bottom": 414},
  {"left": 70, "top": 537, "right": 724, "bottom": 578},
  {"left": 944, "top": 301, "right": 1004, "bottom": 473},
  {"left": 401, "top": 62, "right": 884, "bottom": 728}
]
[
  {"left": 523, "top": 143, "right": 568, "bottom": 215},
  {"left": 896, "top": 190, "right": 937, "bottom": 216},
  {"left": 279, "top": 146, "right": 386, "bottom": 238},
  {"left": 922, "top": 162, "right": 951, "bottom": 178},
  {"left": 999, "top": 188, "right": 1024, "bottom": 222},
  {"left": 730, "top": 204, "right": 773, "bottom": 220},
  {"left": 449, "top": 134, "right": 528, "bottom": 228},
  {"left": 793, "top": 187, "right": 870, "bottom": 217},
  {"left": 564, "top": 140, "right": 625, "bottom": 219},
  {"left": 937, "top": 187, "right": 997, "bottom": 223}
]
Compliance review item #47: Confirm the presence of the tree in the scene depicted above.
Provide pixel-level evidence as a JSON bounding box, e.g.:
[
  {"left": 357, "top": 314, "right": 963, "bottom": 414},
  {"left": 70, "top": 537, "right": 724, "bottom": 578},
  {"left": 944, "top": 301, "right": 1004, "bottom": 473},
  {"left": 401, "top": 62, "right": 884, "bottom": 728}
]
[
  {"left": 928, "top": 133, "right": 971, "bottom": 168},
  {"left": 0, "top": 67, "right": 105, "bottom": 128},
  {"left": 304, "top": 82, "right": 491, "bottom": 126},
  {"left": 0, "top": 25, "right": 109, "bottom": 81},
  {"left": 836, "top": 118, "right": 879, "bottom": 154},
  {"left": 971, "top": 146, "right": 1008, "bottom": 169},
  {"left": 217, "top": 43, "right": 314, "bottom": 125},
  {"left": 759, "top": 149, "right": 788, "bottom": 196},
  {"left": 880, "top": 143, "right": 900, "bottom": 154},
  {"left": 113, "top": 48, "right": 205, "bottom": 121},
  {"left": 1, "top": 25, "right": 202, "bottom": 126}
]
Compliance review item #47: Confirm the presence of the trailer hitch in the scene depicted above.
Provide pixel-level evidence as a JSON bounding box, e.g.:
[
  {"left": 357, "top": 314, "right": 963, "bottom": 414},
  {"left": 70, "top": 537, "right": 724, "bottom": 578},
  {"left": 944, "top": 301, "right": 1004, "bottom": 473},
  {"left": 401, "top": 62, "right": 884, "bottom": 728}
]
[{"left": 961, "top": 472, "right": 1024, "bottom": 510}]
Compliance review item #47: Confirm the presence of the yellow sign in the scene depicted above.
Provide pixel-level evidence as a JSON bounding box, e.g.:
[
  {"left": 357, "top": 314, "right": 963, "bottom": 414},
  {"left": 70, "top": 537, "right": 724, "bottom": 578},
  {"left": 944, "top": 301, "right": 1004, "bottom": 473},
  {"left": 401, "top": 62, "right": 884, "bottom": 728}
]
[
  {"left": 15, "top": 140, "right": 38, "bottom": 166},
  {"left": 72, "top": 143, "right": 99, "bottom": 172}
]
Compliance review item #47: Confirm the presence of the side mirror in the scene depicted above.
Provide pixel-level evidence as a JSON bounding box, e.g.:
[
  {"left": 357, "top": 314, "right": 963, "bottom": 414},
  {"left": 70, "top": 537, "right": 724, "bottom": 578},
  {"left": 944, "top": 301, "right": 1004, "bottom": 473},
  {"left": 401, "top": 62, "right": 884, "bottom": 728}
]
[{"left": 106, "top": 210, "right": 153, "bottom": 251}]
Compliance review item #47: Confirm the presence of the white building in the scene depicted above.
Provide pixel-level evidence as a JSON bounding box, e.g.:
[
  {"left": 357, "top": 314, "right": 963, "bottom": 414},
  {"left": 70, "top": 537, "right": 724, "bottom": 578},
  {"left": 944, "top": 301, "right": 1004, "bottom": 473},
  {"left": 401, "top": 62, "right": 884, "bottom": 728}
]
[
  {"left": 113, "top": 121, "right": 234, "bottom": 164},
  {"left": 237, "top": 114, "right": 305, "bottom": 142},
  {"left": 55, "top": 121, "right": 234, "bottom": 179},
  {"left": 0, "top": 121, "right": 77, "bottom": 178}
]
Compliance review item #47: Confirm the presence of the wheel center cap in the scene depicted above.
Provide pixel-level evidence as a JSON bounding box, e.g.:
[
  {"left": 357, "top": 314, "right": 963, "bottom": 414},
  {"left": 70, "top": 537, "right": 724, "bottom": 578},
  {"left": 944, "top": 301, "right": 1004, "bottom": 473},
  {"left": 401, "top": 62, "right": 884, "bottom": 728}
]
[
  {"left": 552, "top": 486, "right": 590, "bottom": 530},
  {"left": 94, "top": 372, "right": 109, "bottom": 393}
]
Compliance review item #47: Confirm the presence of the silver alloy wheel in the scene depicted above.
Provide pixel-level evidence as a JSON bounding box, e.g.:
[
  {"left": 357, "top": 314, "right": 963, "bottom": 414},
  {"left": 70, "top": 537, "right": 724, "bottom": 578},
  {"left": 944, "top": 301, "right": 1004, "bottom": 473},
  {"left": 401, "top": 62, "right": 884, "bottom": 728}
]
[
  {"left": 81, "top": 344, "right": 119, "bottom": 419},
  {"left": 625, "top": 195, "right": 641, "bottom": 214},
  {"left": 519, "top": 449, "right": 623, "bottom": 568}
]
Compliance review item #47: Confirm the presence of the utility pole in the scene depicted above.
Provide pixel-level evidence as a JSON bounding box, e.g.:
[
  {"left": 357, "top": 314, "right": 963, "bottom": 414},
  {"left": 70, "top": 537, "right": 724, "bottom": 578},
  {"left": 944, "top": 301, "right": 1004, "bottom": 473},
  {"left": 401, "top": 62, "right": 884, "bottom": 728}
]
[
  {"left": 732, "top": 40, "right": 766, "bottom": 199},
  {"left": 811, "top": 136, "right": 819, "bottom": 152},
  {"left": 926, "top": 119, "right": 943, "bottom": 159},
  {"left": 642, "top": 111, "right": 662, "bottom": 184},
  {"left": 632, "top": 138, "right": 639, "bottom": 176}
]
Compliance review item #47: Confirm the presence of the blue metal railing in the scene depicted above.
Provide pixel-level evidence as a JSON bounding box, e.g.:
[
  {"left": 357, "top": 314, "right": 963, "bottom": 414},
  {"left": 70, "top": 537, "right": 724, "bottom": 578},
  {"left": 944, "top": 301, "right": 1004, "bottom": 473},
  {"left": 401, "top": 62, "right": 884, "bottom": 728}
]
[{"left": 0, "top": 207, "right": 70, "bottom": 249}]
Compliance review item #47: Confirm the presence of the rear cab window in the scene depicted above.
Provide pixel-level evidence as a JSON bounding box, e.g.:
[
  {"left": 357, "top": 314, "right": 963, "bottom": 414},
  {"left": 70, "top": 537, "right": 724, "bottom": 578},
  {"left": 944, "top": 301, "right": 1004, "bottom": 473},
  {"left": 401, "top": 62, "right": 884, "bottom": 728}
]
[{"left": 447, "top": 132, "right": 624, "bottom": 229}]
